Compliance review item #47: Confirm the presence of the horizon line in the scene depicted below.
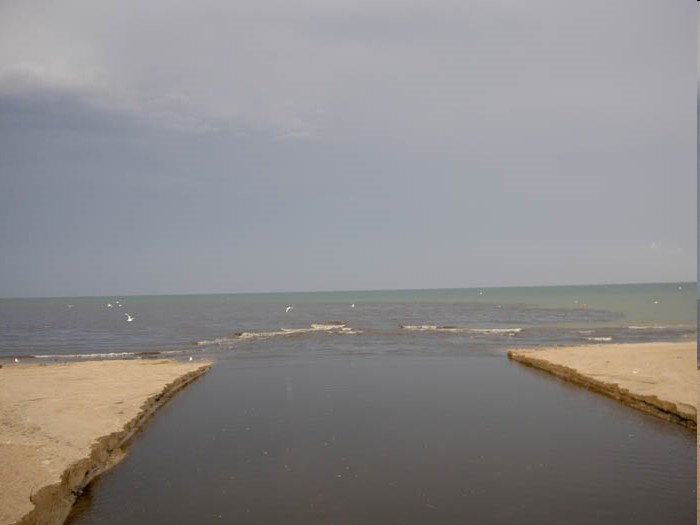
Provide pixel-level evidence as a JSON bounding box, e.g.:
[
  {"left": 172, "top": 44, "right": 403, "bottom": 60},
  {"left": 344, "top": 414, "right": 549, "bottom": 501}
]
[{"left": 0, "top": 279, "right": 696, "bottom": 301}]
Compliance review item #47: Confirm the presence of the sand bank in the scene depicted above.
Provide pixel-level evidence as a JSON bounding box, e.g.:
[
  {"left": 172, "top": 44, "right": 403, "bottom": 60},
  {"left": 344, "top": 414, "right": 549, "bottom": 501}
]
[
  {"left": 508, "top": 342, "right": 696, "bottom": 430},
  {"left": 0, "top": 359, "right": 211, "bottom": 525}
]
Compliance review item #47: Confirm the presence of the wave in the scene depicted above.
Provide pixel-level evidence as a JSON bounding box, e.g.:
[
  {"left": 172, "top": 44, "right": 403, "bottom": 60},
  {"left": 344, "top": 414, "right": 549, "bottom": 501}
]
[
  {"left": 585, "top": 337, "right": 612, "bottom": 342},
  {"left": 628, "top": 325, "right": 668, "bottom": 330},
  {"left": 32, "top": 350, "right": 179, "bottom": 359},
  {"left": 194, "top": 337, "right": 239, "bottom": 346},
  {"left": 400, "top": 325, "right": 522, "bottom": 336},
  {"left": 195, "top": 322, "right": 360, "bottom": 346}
]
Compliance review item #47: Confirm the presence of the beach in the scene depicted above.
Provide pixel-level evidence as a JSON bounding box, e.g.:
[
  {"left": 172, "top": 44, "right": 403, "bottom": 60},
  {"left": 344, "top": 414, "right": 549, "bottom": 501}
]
[
  {"left": 508, "top": 342, "right": 697, "bottom": 429},
  {"left": 0, "top": 359, "right": 210, "bottom": 525},
  {"left": 0, "top": 285, "right": 695, "bottom": 524},
  {"left": 510, "top": 342, "right": 698, "bottom": 523}
]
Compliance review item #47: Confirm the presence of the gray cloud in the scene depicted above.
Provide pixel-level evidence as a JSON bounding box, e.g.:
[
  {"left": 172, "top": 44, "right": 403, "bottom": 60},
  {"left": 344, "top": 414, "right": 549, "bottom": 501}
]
[{"left": 0, "top": 0, "right": 695, "bottom": 296}]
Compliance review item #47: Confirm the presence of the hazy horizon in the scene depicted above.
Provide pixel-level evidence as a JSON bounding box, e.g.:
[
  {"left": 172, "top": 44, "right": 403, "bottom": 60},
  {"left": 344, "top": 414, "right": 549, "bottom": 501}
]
[
  {"left": 1, "top": 1, "right": 696, "bottom": 298},
  {"left": 0, "top": 279, "right": 695, "bottom": 301}
]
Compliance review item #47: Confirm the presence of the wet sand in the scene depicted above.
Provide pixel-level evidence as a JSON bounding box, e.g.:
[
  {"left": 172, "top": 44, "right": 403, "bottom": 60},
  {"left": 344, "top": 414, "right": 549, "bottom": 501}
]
[
  {"left": 508, "top": 342, "right": 696, "bottom": 429},
  {"left": 0, "top": 359, "right": 211, "bottom": 525}
]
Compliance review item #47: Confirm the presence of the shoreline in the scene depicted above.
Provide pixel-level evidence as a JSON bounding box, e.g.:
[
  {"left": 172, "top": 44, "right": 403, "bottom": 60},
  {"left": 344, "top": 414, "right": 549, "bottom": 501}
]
[
  {"left": 508, "top": 342, "right": 696, "bottom": 430},
  {"left": 0, "top": 359, "right": 211, "bottom": 525}
]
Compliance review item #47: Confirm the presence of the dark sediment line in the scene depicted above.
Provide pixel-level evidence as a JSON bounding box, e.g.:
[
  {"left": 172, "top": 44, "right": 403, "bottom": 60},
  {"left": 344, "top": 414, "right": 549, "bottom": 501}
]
[
  {"left": 507, "top": 351, "right": 696, "bottom": 431},
  {"left": 15, "top": 363, "right": 211, "bottom": 525}
]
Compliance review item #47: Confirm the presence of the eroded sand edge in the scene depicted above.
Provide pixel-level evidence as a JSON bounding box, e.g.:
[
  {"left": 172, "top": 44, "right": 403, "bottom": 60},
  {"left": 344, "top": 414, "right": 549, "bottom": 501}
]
[
  {"left": 508, "top": 342, "right": 696, "bottom": 430},
  {"left": 1, "top": 360, "right": 211, "bottom": 525}
]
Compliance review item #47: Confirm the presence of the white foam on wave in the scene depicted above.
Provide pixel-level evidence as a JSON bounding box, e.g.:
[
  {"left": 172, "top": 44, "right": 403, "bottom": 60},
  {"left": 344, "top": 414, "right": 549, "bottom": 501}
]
[
  {"left": 586, "top": 336, "right": 612, "bottom": 342},
  {"left": 628, "top": 325, "right": 668, "bottom": 330},
  {"left": 468, "top": 328, "right": 523, "bottom": 335},
  {"left": 196, "top": 323, "right": 360, "bottom": 346},
  {"left": 195, "top": 337, "right": 238, "bottom": 346},
  {"left": 401, "top": 325, "right": 439, "bottom": 331},
  {"left": 400, "top": 325, "right": 522, "bottom": 335},
  {"left": 33, "top": 350, "right": 178, "bottom": 359}
]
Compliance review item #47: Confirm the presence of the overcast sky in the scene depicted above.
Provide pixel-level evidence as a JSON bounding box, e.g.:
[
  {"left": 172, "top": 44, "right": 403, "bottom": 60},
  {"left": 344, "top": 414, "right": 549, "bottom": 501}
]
[{"left": 0, "top": 0, "right": 695, "bottom": 298}]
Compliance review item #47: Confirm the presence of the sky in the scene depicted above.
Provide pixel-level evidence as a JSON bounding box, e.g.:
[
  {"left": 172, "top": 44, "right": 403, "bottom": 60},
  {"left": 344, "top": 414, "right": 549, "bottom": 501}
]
[{"left": 0, "top": 0, "right": 696, "bottom": 298}]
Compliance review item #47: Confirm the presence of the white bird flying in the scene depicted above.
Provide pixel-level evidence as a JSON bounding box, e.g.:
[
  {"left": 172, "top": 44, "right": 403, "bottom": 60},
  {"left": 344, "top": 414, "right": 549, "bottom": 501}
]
[
  {"left": 285, "top": 306, "right": 293, "bottom": 313},
  {"left": 107, "top": 303, "right": 113, "bottom": 308},
  {"left": 125, "top": 313, "right": 134, "bottom": 322}
]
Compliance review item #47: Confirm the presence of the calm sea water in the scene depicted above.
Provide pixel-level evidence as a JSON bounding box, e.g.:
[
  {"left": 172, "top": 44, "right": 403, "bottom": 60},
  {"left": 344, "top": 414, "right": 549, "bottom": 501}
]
[{"left": 1, "top": 283, "right": 696, "bottom": 524}]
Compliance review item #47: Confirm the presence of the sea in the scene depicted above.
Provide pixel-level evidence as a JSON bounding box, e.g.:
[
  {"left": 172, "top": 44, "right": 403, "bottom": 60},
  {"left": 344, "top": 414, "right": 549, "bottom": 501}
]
[{"left": 0, "top": 282, "right": 696, "bottom": 524}]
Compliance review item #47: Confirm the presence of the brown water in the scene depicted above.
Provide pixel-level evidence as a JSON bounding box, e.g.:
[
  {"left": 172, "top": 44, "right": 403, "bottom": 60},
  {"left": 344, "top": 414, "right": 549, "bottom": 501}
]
[{"left": 66, "top": 338, "right": 695, "bottom": 524}]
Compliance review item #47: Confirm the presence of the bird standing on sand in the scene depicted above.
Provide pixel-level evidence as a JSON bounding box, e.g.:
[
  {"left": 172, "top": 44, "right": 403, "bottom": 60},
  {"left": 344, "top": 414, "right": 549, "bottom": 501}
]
[
  {"left": 125, "top": 313, "right": 134, "bottom": 322},
  {"left": 285, "top": 306, "right": 293, "bottom": 313}
]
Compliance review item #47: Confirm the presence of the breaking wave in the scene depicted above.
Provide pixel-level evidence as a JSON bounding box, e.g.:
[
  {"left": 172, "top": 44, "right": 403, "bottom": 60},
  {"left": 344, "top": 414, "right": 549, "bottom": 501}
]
[
  {"left": 32, "top": 350, "right": 181, "bottom": 359},
  {"left": 585, "top": 337, "right": 613, "bottom": 342},
  {"left": 400, "top": 325, "right": 522, "bottom": 336},
  {"left": 195, "top": 322, "right": 360, "bottom": 347}
]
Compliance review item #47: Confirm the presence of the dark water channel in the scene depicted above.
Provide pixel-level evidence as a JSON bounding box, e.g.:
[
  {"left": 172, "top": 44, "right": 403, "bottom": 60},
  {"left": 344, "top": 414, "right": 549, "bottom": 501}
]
[{"left": 67, "top": 341, "right": 695, "bottom": 525}]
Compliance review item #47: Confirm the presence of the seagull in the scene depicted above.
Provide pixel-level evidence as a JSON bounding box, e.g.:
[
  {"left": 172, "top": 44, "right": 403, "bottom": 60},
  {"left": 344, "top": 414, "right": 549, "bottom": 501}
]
[
  {"left": 14, "top": 358, "right": 19, "bottom": 363},
  {"left": 285, "top": 306, "right": 293, "bottom": 313},
  {"left": 107, "top": 303, "right": 113, "bottom": 308},
  {"left": 125, "top": 313, "right": 134, "bottom": 322},
  {"left": 351, "top": 304, "right": 355, "bottom": 309},
  {"left": 189, "top": 356, "right": 193, "bottom": 361}
]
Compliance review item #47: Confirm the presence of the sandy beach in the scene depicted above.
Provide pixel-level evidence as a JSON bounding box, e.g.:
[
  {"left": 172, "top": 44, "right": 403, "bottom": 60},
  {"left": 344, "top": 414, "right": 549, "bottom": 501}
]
[
  {"left": 0, "top": 359, "right": 211, "bottom": 525},
  {"left": 508, "top": 342, "right": 697, "bottom": 429}
]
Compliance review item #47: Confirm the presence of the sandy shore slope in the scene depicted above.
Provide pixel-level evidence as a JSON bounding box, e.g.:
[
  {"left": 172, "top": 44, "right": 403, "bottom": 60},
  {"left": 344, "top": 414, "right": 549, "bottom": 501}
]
[
  {"left": 0, "top": 359, "right": 211, "bottom": 525},
  {"left": 508, "top": 342, "right": 696, "bottom": 429}
]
